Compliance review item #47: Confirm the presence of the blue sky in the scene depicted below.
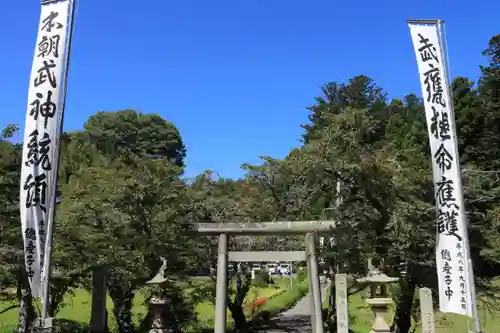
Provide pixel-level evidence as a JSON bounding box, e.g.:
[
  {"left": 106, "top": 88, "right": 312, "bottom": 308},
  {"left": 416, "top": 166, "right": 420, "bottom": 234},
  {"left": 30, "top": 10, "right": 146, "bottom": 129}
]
[{"left": 1, "top": 0, "right": 497, "bottom": 179}]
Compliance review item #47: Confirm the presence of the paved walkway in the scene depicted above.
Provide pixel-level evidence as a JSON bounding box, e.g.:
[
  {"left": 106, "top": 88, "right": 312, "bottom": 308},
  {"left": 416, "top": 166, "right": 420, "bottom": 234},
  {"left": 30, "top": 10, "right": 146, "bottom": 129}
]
[{"left": 254, "top": 279, "right": 330, "bottom": 332}]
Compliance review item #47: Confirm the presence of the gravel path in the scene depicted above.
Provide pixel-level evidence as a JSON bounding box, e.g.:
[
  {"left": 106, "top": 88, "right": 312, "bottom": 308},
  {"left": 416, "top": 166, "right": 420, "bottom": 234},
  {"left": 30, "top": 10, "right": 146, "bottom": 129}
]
[{"left": 254, "top": 279, "right": 330, "bottom": 333}]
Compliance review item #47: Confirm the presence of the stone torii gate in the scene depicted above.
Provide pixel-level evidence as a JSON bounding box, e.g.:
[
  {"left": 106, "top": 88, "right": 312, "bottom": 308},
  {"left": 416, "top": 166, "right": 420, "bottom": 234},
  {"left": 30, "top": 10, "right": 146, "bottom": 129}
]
[{"left": 191, "top": 220, "right": 336, "bottom": 333}]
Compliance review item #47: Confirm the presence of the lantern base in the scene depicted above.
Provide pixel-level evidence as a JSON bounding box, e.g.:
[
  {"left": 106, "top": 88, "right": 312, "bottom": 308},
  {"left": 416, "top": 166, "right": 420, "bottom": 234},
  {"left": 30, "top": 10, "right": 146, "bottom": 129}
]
[{"left": 366, "top": 298, "right": 392, "bottom": 333}]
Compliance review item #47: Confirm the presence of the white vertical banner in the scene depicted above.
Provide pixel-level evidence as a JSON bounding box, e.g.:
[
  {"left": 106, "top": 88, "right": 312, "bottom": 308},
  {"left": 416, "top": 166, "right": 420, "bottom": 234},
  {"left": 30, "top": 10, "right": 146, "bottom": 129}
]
[
  {"left": 20, "top": 0, "right": 71, "bottom": 299},
  {"left": 408, "top": 23, "right": 473, "bottom": 316}
]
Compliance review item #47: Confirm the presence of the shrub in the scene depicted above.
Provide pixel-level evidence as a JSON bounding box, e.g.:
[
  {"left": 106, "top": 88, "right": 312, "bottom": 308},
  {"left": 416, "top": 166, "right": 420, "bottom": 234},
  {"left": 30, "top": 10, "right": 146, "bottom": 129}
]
[
  {"left": 253, "top": 270, "right": 270, "bottom": 287},
  {"left": 296, "top": 267, "right": 307, "bottom": 282}
]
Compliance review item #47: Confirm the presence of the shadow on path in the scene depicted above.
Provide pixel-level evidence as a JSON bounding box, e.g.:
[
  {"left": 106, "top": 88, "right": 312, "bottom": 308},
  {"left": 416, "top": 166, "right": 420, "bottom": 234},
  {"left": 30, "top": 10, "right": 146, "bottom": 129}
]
[{"left": 251, "top": 314, "right": 312, "bottom": 333}]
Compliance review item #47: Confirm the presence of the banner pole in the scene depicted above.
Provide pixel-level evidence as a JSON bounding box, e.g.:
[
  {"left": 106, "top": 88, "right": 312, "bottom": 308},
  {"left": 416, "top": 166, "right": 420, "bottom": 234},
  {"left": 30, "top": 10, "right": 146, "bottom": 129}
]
[
  {"left": 40, "top": 0, "right": 78, "bottom": 323},
  {"left": 436, "top": 21, "right": 481, "bottom": 333},
  {"left": 406, "top": 19, "right": 443, "bottom": 25}
]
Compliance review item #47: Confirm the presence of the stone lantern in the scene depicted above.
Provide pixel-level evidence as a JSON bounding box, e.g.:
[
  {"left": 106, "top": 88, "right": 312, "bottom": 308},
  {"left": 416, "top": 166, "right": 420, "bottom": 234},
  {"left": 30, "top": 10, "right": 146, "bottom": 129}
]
[
  {"left": 357, "top": 267, "right": 399, "bottom": 333},
  {"left": 145, "top": 258, "right": 172, "bottom": 333}
]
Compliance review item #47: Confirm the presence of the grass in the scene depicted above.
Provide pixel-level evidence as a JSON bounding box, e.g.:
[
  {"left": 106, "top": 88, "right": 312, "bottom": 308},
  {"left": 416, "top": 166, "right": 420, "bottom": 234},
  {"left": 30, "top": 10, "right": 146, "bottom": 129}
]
[
  {"left": 0, "top": 276, "right": 296, "bottom": 333},
  {"left": 0, "top": 287, "right": 149, "bottom": 333},
  {"left": 323, "top": 283, "right": 500, "bottom": 333},
  {"left": 413, "top": 297, "right": 500, "bottom": 333}
]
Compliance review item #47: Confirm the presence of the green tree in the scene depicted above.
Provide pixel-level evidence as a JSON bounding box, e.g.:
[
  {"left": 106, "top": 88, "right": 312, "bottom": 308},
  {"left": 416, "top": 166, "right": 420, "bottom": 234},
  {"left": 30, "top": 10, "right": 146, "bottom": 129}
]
[
  {"left": 297, "top": 79, "right": 438, "bottom": 332},
  {"left": 0, "top": 125, "right": 36, "bottom": 333},
  {"left": 302, "top": 75, "right": 388, "bottom": 143},
  {"left": 464, "top": 34, "right": 500, "bottom": 281},
  {"left": 83, "top": 109, "right": 186, "bottom": 167},
  {"left": 56, "top": 153, "right": 189, "bottom": 333},
  {"left": 185, "top": 172, "right": 255, "bottom": 331}
]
